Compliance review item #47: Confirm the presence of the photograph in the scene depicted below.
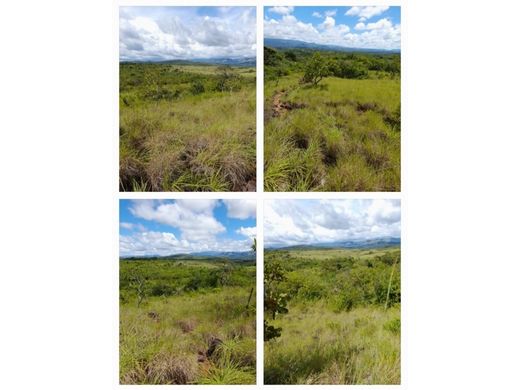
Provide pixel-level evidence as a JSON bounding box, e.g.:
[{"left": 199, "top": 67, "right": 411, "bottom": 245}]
[
  {"left": 264, "top": 6, "right": 401, "bottom": 191},
  {"left": 119, "top": 199, "right": 257, "bottom": 384},
  {"left": 119, "top": 7, "right": 257, "bottom": 192},
  {"left": 264, "top": 199, "right": 401, "bottom": 384}
]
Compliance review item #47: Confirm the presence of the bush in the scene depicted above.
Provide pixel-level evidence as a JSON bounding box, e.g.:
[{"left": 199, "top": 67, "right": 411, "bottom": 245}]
[
  {"left": 333, "top": 61, "right": 369, "bottom": 79},
  {"left": 190, "top": 80, "right": 205, "bottom": 95},
  {"left": 301, "top": 53, "right": 333, "bottom": 86}
]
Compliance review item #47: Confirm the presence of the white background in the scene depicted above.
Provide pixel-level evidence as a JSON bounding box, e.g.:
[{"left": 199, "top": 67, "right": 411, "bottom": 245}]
[{"left": 1, "top": 0, "right": 520, "bottom": 389}]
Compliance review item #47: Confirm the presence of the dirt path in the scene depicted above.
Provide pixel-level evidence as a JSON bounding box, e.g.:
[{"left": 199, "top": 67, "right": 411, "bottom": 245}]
[{"left": 272, "top": 90, "right": 287, "bottom": 117}]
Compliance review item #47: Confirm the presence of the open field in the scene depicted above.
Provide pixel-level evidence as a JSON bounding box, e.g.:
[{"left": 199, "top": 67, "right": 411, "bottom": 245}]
[
  {"left": 120, "top": 63, "right": 256, "bottom": 192},
  {"left": 264, "top": 246, "right": 400, "bottom": 384},
  {"left": 120, "top": 258, "right": 256, "bottom": 384},
  {"left": 264, "top": 48, "right": 400, "bottom": 191}
]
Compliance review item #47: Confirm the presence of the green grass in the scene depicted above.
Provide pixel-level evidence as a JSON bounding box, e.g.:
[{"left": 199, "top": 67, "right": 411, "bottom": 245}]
[
  {"left": 120, "top": 259, "right": 256, "bottom": 384},
  {"left": 264, "top": 247, "right": 400, "bottom": 384},
  {"left": 264, "top": 49, "right": 400, "bottom": 192},
  {"left": 120, "top": 63, "right": 256, "bottom": 192}
]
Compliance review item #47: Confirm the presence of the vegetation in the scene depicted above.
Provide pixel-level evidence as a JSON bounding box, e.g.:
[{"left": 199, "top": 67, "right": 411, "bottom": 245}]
[
  {"left": 264, "top": 47, "right": 400, "bottom": 191},
  {"left": 264, "top": 246, "right": 401, "bottom": 384},
  {"left": 120, "top": 63, "right": 256, "bottom": 192},
  {"left": 120, "top": 258, "right": 256, "bottom": 384}
]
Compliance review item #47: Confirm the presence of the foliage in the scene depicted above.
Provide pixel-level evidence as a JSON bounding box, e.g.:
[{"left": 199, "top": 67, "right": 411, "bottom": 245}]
[
  {"left": 263, "top": 247, "right": 401, "bottom": 384},
  {"left": 264, "top": 47, "right": 400, "bottom": 191},
  {"left": 120, "top": 63, "right": 256, "bottom": 192},
  {"left": 301, "top": 53, "right": 333, "bottom": 86},
  {"left": 120, "top": 258, "right": 256, "bottom": 384},
  {"left": 264, "top": 260, "right": 289, "bottom": 341}
]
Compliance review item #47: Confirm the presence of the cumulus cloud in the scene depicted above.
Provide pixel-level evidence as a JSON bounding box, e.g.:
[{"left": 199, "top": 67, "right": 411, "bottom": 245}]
[
  {"left": 264, "top": 200, "right": 401, "bottom": 248},
  {"left": 129, "top": 200, "right": 224, "bottom": 241},
  {"left": 355, "top": 18, "right": 393, "bottom": 31},
  {"left": 119, "top": 6, "right": 256, "bottom": 61},
  {"left": 312, "top": 11, "right": 322, "bottom": 18},
  {"left": 223, "top": 199, "right": 256, "bottom": 219},
  {"left": 264, "top": 9, "right": 398, "bottom": 50},
  {"left": 346, "top": 6, "right": 390, "bottom": 21},
  {"left": 236, "top": 226, "right": 257, "bottom": 238},
  {"left": 321, "top": 16, "right": 336, "bottom": 29},
  {"left": 120, "top": 231, "right": 252, "bottom": 257},
  {"left": 120, "top": 199, "right": 256, "bottom": 257},
  {"left": 268, "top": 6, "right": 294, "bottom": 15}
]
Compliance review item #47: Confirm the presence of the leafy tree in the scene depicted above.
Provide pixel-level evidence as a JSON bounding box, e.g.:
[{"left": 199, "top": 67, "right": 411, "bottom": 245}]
[
  {"left": 264, "top": 260, "right": 288, "bottom": 341},
  {"left": 215, "top": 65, "right": 240, "bottom": 92},
  {"left": 301, "top": 53, "right": 333, "bottom": 86}
]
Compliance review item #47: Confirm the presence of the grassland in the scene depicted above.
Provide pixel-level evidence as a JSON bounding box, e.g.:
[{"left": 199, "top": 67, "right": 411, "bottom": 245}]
[
  {"left": 264, "top": 48, "right": 400, "bottom": 191},
  {"left": 120, "top": 258, "right": 256, "bottom": 384},
  {"left": 120, "top": 63, "right": 256, "bottom": 192},
  {"left": 264, "top": 246, "right": 400, "bottom": 384}
]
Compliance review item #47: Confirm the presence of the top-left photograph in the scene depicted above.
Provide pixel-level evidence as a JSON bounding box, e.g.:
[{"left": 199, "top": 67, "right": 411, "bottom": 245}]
[{"left": 119, "top": 7, "right": 257, "bottom": 192}]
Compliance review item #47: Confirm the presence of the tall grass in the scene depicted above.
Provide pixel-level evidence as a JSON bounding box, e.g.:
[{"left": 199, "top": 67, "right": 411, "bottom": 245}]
[
  {"left": 120, "top": 260, "right": 256, "bottom": 384},
  {"left": 120, "top": 63, "right": 256, "bottom": 192},
  {"left": 264, "top": 53, "right": 400, "bottom": 192},
  {"left": 264, "top": 247, "right": 401, "bottom": 384},
  {"left": 265, "top": 304, "right": 400, "bottom": 384}
]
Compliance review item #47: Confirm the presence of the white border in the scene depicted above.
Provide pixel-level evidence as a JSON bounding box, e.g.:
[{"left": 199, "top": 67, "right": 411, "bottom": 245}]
[{"left": 116, "top": 2, "right": 402, "bottom": 388}]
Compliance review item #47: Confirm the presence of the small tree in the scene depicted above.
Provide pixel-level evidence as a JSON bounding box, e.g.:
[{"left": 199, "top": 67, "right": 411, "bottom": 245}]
[
  {"left": 301, "top": 53, "right": 333, "bottom": 86},
  {"left": 264, "top": 260, "right": 288, "bottom": 341},
  {"left": 129, "top": 274, "right": 146, "bottom": 308}
]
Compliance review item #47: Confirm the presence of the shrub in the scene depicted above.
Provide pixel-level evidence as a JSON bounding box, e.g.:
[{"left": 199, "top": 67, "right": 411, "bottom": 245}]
[
  {"left": 301, "top": 53, "right": 333, "bottom": 86},
  {"left": 190, "top": 80, "right": 205, "bottom": 95}
]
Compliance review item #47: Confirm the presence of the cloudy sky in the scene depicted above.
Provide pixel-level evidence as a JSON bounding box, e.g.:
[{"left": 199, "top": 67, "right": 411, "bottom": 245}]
[
  {"left": 265, "top": 199, "right": 400, "bottom": 248},
  {"left": 265, "top": 6, "right": 400, "bottom": 50},
  {"left": 120, "top": 200, "right": 256, "bottom": 257},
  {"left": 120, "top": 7, "right": 256, "bottom": 62}
]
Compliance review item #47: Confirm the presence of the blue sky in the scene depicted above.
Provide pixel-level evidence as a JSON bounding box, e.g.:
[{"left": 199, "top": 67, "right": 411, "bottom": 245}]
[
  {"left": 265, "top": 199, "right": 401, "bottom": 248},
  {"left": 120, "top": 200, "right": 256, "bottom": 257},
  {"left": 265, "top": 6, "right": 400, "bottom": 50},
  {"left": 120, "top": 6, "right": 256, "bottom": 61}
]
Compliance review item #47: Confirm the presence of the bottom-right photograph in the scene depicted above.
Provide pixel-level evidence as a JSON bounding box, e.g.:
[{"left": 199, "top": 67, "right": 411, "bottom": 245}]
[{"left": 263, "top": 199, "right": 401, "bottom": 385}]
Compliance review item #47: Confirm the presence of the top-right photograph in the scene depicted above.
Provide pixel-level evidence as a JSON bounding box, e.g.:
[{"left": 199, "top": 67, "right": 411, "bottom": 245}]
[{"left": 264, "top": 6, "right": 400, "bottom": 192}]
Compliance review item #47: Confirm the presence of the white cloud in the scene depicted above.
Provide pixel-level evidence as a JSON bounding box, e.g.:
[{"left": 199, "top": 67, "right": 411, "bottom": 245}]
[
  {"left": 120, "top": 222, "right": 134, "bottom": 230},
  {"left": 325, "top": 10, "right": 337, "bottom": 17},
  {"left": 321, "top": 16, "right": 336, "bottom": 30},
  {"left": 268, "top": 6, "right": 294, "bottom": 15},
  {"left": 120, "top": 200, "right": 257, "bottom": 257},
  {"left": 264, "top": 11, "right": 398, "bottom": 50},
  {"left": 264, "top": 200, "right": 401, "bottom": 247},
  {"left": 312, "top": 11, "right": 322, "bottom": 18},
  {"left": 236, "top": 226, "right": 257, "bottom": 238},
  {"left": 129, "top": 200, "right": 224, "bottom": 241},
  {"left": 119, "top": 7, "right": 256, "bottom": 61},
  {"left": 346, "top": 6, "right": 390, "bottom": 21},
  {"left": 120, "top": 231, "right": 252, "bottom": 257},
  {"left": 355, "top": 18, "right": 393, "bottom": 31},
  {"left": 223, "top": 199, "right": 256, "bottom": 219}
]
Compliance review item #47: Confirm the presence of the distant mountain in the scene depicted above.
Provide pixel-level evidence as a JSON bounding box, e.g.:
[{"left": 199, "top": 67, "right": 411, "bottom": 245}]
[
  {"left": 264, "top": 38, "right": 400, "bottom": 54},
  {"left": 190, "top": 251, "right": 256, "bottom": 260},
  {"left": 121, "top": 57, "right": 256, "bottom": 67},
  {"left": 268, "top": 237, "right": 400, "bottom": 251},
  {"left": 121, "top": 251, "right": 255, "bottom": 261}
]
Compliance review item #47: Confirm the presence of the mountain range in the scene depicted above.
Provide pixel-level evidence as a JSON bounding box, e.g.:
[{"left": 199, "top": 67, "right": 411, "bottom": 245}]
[
  {"left": 264, "top": 38, "right": 400, "bottom": 54},
  {"left": 121, "top": 57, "right": 256, "bottom": 67},
  {"left": 120, "top": 251, "right": 255, "bottom": 261},
  {"left": 266, "top": 237, "right": 400, "bottom": 251}
]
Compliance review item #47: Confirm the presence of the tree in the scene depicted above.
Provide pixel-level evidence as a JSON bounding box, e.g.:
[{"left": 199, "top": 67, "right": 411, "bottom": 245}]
[
  {"left": 264, "top": 260, "right": 288, "bottom": 341},
  {"left": 301, "top": 53, "right": 333, "bottom": 86}
]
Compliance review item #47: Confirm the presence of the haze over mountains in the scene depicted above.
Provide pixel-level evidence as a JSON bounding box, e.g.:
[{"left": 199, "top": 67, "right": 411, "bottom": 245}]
[
  {"left": 266, "top": 237, "right": 401, "bottom": 250},
  {"left": 264, "top": 38, "right": 400, "bottom": 53},
  {"left": 120, "top": 57, "right": 256, "bottom": 67},
  {"left": 121, "top": 251, "right": 255, "bottom": 261}
]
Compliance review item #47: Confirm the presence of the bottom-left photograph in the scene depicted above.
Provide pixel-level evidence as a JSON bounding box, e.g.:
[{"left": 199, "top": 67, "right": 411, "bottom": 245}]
[{"left": 119, "top": 199, "right": 257, "bottom": 385}]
